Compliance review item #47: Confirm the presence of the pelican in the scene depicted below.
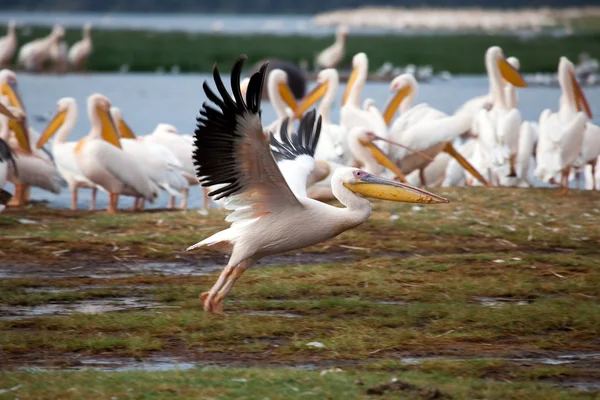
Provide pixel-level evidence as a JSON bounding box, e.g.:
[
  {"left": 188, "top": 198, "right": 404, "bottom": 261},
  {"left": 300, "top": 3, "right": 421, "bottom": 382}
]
[
  {"left": 576, "top": 122, "right": 600, "bottom": 189},
  {"left": 315, "top": 25, "right": 348, "bottom": 69},
  {"left": 49, "top": 40, "right": 68, "bottom": 73},
  {"left": 17, "top": 24, "right": 65, "bottom": 72},
  {"left": 188, "top": 56, "right": 449, "bottom": 314},
  {"left": 35, "top": 97, "right": 101, "bottom": 210},
  {"left": 265, "top": 69, "right": 298, "bottom": 134},
  {"left": 74, "top": 94, "right": 158, "bottom": 213},
  {"left": 382, "top": 73, "right": 488, "bottom": 187},
  {"left": 0, "top": 21, "right": 17, "bottom": 68},
  {"left": 110, "top": 106, "right": 188, "bottom": 210},
  {"left": 535, "top": 57, "right": 591, "bottom": 191},
  {"left": 68, "top": 23, "right": 93, "bottom": 71}
]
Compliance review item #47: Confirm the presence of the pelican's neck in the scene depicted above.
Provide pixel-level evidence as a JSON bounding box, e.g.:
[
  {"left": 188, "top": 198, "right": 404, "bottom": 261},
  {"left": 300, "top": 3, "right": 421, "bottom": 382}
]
[
  {"left": 347, "top": 63, "right": 367, "bottom": 107},
  {"left": 400, "top": 84, "right": 418, "bottom": 114},
  {"left": 486, "top": 56, "right": 507, "bottom": 109},
  {"left": 335, "top": 32, "right": 346, "bottom": 47},
  {"left": 55, "top": 103, "right": 78, "bottom": 144},
  {"left": 267, "top": 78, "right": 287, "bottom": 119},
  {"left": 7, "top": 24, "right": 15, "bottom": 37},
  {"left": 318, "top": 76, "right": 339, "bottom": 123},
  {"left": 504, "top": 84, "right": 517, "bottom": 109},
  {"left": 83, "top": 29, "right": 91, "bottom": 40},
  {"left": 88, "top": 102, "right": 102, "bottom": 139},
  {"left": 331, "top": 177, "right": 372, "bottom": 223},
  {"left": 558, "top": 70, "right": 578, "bottom": 117}
]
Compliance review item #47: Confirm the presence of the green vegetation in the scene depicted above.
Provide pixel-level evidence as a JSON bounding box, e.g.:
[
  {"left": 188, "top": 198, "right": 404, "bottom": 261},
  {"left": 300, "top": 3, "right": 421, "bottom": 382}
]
[
  {"left": 13, "top": 27, "right": 600, "bottom": 73},
  {"left": 1, "top": 187, "right": 599, "bottom": 399}
]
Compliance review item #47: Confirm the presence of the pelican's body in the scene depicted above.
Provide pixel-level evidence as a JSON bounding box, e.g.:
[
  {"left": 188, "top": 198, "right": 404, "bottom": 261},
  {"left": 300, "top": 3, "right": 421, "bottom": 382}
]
[
  {"left": 17, "top": 24, "right": 65, "bottom": 72},
  {"left": 49, "top": 40, "right": 68, "bottom": 73},
  {"left": 68, "top": 24, "right": 93, "bottom": 71},
  {"left": 315, "top": 26, "right": 348, "bottom": 69},
  {"left": 74, "top": 94, "right": 158, "bottom": 213},
  {"left": 0, "top": 21, "right": 17, "bottom": 68},
  {"left": 188, "top": 57, "right": 449, "bottom": 314},
  {"left": 535, "top": 57, "right": 591, "bottom": 190}
]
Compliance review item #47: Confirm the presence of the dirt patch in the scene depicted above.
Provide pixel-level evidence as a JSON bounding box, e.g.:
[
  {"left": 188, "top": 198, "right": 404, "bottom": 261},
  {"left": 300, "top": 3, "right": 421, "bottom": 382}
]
[{"left": 366, "top": 378, "right": 453, "bottom": 399}]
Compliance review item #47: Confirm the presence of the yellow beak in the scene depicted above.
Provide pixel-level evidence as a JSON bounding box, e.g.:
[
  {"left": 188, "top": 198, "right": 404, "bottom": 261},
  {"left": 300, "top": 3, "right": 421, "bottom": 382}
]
[
  {"left": 117, "top": 118, "right": 136, "bottom": 139},
  {"left": 443, "top": 142, "right": 489, "bottom": 186},
  {"left": 97, "top": 106, "right": 122, "bottom": 149},
  {"left": 569, "top": 71, "right": 592, "bottom": 119},
  {"left": 278, "top": 82, "right": 298, "bottom": 115},
  {"left": 37, "top": 109, "right": 67, "bottom": 149},
  {"left": 344, "top": 173, "right": 449, "bottom": 204},
  {"left": 1, "top": 82, "right": 25, "bottom": 110},
  {"left": 0, "top": 102, "right": 16, "bottom": 120},
  {"left": 383, "top": 85, "right": 412, "bottom": 126},
  {"left": 294, "top": 81, "right": 328, "bottom": 119},
  {"left": 361, "top": 139, "right": 407, "bottom": 183},
  {"left": 342, "top": 66, "right": 358, "bottom": 106},
  {"left": 9, "top": 118, "right": 31, "bottom": 154},
  {"left": 497, "top": 58, "right": 527, "bottom": 88}
]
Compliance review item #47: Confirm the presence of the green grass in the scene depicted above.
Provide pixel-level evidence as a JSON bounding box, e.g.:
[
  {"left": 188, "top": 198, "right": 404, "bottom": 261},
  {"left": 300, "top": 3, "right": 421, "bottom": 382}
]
[{"left": 11, "top": 27, "right": 600, "bottom": 73}]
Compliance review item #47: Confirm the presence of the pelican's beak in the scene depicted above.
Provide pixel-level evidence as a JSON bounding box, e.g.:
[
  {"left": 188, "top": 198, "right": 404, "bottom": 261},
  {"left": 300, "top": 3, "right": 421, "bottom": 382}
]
[
  {"left": 9, "top": 118, "right": 31, "bottom": 154},
  {"left": 498, "top": 57, "right": 527, "bottom": 88},
  {"left": 0, "top": 102, "right": 16, "bottom": 119},
  {"left": 359, "top": 138, "right": 407, "bottom": 182},
  {"left": 117, "top": 117, "right": 136, "bottom": 139},
  {"left": 37, "top": 109, "right": 67, "bottom": 149},
  {"left": 443, "top": 142, "right": 490, "bottom": 186},
  {"left": 344, "top": 173, "right": 449, "bottom": 204},
  {"left": 96, "top": 105, "right": 122, "bottom": 149},
  {"left": 569, "top": 70, "right": 592, "bottom": 118},
  {"left": 1, "top": 81, "right": 25, "bottom": 110},
  {"left": 294, "top": 81, "right": 328, "bottom": 119},
  {"left": 278, "top": 83, "right": 298, "bottom": 116},
  {"left": 383, "top": 85, "right": 412, "bottom": 126},
  {"left": 342, "top": 66, "right": 358, "bottom": 105}
]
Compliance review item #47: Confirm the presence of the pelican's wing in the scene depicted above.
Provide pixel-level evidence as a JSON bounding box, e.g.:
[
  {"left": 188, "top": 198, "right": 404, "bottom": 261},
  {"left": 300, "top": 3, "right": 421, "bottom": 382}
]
[
  {"left": 0, "top": 138, "right": 16, "bottom": 172},
  {"left": 270, "top": 112, "right": 321, "bottom": 199},
  {"left": 192, "top": 56, "right": 307, "bottom": 219}
]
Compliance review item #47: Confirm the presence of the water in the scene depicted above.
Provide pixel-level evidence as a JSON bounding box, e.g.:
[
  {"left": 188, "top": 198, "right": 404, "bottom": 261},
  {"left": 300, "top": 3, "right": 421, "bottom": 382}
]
[{"left": 11, "top": 73, "right": 600, "bottom": 210}]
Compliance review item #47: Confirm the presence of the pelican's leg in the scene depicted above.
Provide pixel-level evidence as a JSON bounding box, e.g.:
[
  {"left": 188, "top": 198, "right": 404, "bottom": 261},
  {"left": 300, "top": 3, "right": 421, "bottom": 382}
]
[
  {"left": 71, "top": 187, "right": 78, "bottom": 210},
  {"left": 419, "top": 169, "right": 426, "bottom": 188},
  {"left": 138, "top": 198, "right": 145, "bottom": 211},
  {"left": 201, "top": 263, "right": 236, "bottom": 313},
  {"left": 179, "top": 188, "right": 188, "bottom": 210},
  {"left": 7, "top": 184, "right": 24, "bottom": 206},
  {"left": 591, "top": 161, "right": 597, "bottom": 191},
  {"left": 107, "top": 193, "right": 119, "bottom": 213},
  {"left": 89, "top": 188, "right": 97, "bottom": 211},
  {"left": 24, "top": 186, "right": 31, "bottom": 202},
  {"left": 213, "top": 259, "right": 254, "bottom": 314},
  {"left": 168, "top": 195, "right": 175, "bottom": 209},
  {"left": 560, "top": 168, "right": 570, "bottom": 195}
]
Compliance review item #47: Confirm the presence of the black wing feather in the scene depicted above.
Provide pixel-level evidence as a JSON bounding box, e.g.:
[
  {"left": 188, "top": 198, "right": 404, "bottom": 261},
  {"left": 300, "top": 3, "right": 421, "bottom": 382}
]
[
  {"left": 270, "top": 110, "right": 322, "bottom": 162},
  {"left": 0, "top": 138, "right": 17, "bottom": 175}
]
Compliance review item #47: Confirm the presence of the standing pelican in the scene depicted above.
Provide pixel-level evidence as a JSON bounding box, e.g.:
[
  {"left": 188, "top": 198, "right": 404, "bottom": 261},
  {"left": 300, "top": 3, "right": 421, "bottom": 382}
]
[
  {"left": 68, "top": 23, "right": 93, "bottom": 71},
  {"left": 188, "top": 56, "right": 449, "bottom": 314},
  {"left": 0, "top": 21, "right": 17, "bottom": 68},
  {"left": 265, "top": 69, "right": 299, "bottom": 134},
  {"left": 315, "top": 25, "right": 348, "bottom": 69},
  {"left": 17, "top": 24, "right": 65, "bottom": 72},
  {"left": 535, "top": 57, "right": 591, "bottom": 191},
  {"left": 36, "top": 97, "right": 100, "bottom": 210},
  {"left": 75, "top": 94, "right": 158, "bottom": 213}
]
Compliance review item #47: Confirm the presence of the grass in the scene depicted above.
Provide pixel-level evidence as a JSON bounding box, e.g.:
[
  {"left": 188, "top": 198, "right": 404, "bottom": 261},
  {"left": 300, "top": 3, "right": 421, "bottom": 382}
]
[
  {"left": 0, "top": 187, "right": 599, "bottom": 398},
  {"left": 11, "top": 27, "right": 600, "bottom": 73}
]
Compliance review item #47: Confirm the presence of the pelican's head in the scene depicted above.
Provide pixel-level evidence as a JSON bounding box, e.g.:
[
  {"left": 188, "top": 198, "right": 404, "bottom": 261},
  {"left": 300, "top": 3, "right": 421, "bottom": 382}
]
[
  {"left": 0, "top": 69, "right": 24, "bottom": 110},
  {"left": 83, "top": 23, "right": 92, "bottom": 33},
  {"left": 268, "top": 69, "right": 298, "bottom": 115},
  {"left": 88, "top": 93, "right": 121, "bottom": 149},
  {"left": 153, "top": 123, "right": 178, "bottom": 135},
  {"left": 8, "top": 20, "right": 16, "bottom": 30},
  {"left": 294, "top": 68, "right": 337, "bottom": 118},
  {"left": 52, "top": 24, "right": 65, "bottom": 39},
  {"left": 343, "top": 53, "right": 368, "bottom": 105},
  {"left": 36, "top": 97, "right": 76, "bottom": 149},
  {"left": 110, "top": 106, "right": 136, "bottom": 139},
  {"left": 347, "top": 127, "right": 406, "bottom": 182},
  {"left": 336, "top": 25, "right": 349, "bottom": 39},
  {"left": 337, "top": 168, "right": 449, "bottom": 204},
  {"left": 507, "top": 56, "right": 520, "bottom": 71},
  {"left": 363, "top": 98, "right": 377, "bottom": 111},
  {"left": 558, "top": 56, "right": 592, "bottom": 118},
  {"left": 485, "top": 46, "right": 527, "bottom": 88},
  {"left": 383, "top": 73, "right": 418, "bottom": 125}
]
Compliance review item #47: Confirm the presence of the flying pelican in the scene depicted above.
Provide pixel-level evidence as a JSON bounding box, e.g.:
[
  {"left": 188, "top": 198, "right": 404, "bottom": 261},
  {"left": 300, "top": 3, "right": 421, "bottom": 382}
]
[
  {"left": 110, "top": 106, "right": 188, "bottom": 210},
  {"left": 535, "top": 57, "right": 591, "bottom": 192},
  {"left": 17, "top": 24, "right": 65, "bottom": 72},
  {"left": 187, "top": 56, "right": 449, "bottom": 314},
  {"left": 68, "top": 23, "right": 93, "bottom": 71},
  {"left": 74, "top": 94, "right": 158, "bottom": 213},
  {"left": 0, "top": 21, "right": 17, "bottom": 68},
  {"left": 36, "top": 97, "right": 101, "bottom": 210},
  {"left": 315, "top": 25, "right": 348, "bottom": 69},
  {"left": 381, "top": 73, "right": 488, "bottom": 187}
]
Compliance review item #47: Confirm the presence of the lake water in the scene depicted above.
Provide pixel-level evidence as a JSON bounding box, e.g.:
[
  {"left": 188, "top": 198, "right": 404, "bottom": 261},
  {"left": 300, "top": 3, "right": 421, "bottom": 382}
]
[{"left": 11, "top": 73, "right": 600, "bottom": 210}]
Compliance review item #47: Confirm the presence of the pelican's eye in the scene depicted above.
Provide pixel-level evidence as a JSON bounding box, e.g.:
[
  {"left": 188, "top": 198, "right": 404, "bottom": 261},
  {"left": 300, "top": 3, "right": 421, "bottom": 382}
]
[{"left": 353, "top": 170, "right": 368, "bottom": 179}]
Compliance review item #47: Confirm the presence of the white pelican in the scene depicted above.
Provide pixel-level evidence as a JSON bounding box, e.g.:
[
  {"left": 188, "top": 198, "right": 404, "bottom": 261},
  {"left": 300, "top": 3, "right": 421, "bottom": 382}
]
[
  {"left": 142, "top": 124, "right": 199, "bottom": 209},
  {"left": 110, "top": 107, "right": 188, "bottom": 210},
  {"left": 17, "top": 24, "right": 65, "bottom": 72},
  {"left": 0, "top": 21, "right": 17, "bottom": 68},
  {"left": 577, "top": 122, "right": 600, "bottom": 189},
  {"left": 74, "top": 94, "right": 158, "bottom": 213},
  {"left": 35, "top": 97, "right": 100, "bottom": 210},
  {"left": 315, "top": 25, "right": 348, "bottom": 69},
  {"left": 535, "top": 57, "right": 591, "bottom": 191},
  {"left": 188, "top": 56, "right": 449, "bottom": 314},
  {"left": 68, "top": 23, "right": 93, "bottom": 71},
  {"left": 265, "top": 69, "right": 298, "bottom": 134},
  {"left": 381, "top": 73, "right": 488, "bottom": 187}
]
